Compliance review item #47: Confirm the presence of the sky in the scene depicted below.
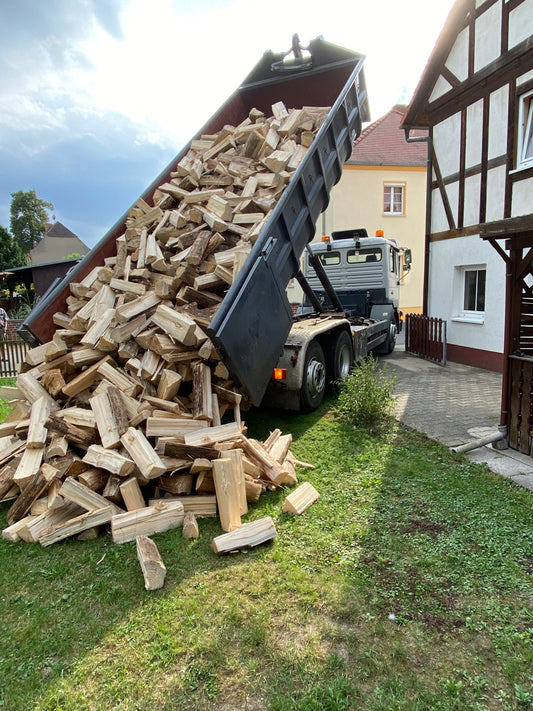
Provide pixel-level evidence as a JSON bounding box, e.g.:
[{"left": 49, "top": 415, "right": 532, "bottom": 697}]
[{"left": 0, "top": 0, "right": 456, "bottom": 249}]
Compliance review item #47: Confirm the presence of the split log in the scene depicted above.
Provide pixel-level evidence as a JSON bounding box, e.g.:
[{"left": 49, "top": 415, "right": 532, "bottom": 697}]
[
  {"left": 282, "top": 481, "right": 320, "bottom": 515},
  {"left": 211, "top": 516, "right": 277, "bottom": 554},
  {"left": 182, "top": 511, "right": 199, "bottom": 539},
  {"left": 111, "top": 500, "right": 185, "bottom": 544},
  {"left": 136, "top": 535, "right": 167, "bottom": 590}
]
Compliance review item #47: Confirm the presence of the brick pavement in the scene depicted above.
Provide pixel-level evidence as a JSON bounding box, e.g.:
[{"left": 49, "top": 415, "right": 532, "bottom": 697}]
[{"left": 381, "top": 345, "right": 533, "bottom": 491}]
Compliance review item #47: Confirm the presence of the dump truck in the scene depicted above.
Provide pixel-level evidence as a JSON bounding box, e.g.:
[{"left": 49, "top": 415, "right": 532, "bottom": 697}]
[
  {"left": 19, "top": 35, "right": 408, "bottom": 413},
  {"left": 261, "top": 228, "right": 411, "bottom": 410}
]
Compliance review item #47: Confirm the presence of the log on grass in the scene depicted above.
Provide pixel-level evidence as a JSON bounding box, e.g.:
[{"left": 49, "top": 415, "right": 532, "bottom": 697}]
[
  {"left": 136, "top": 535, "right": 167, "bottom": 591},
  {"left": 211, "top": 516, "right": 277, "bottom": 554}
]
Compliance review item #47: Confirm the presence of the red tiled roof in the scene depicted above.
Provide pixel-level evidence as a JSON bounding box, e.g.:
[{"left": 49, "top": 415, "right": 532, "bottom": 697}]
[{"left": 347, "top": 105, "right": 428, "bottom": 167}]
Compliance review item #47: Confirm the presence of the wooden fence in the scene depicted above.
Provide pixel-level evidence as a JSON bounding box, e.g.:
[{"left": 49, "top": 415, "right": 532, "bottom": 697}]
[
  {"left": 0, "top": 328, "right": 29, "bottom": 378},
  {"left": 405, "top": 314, "right": 447, "bottom": 365}
]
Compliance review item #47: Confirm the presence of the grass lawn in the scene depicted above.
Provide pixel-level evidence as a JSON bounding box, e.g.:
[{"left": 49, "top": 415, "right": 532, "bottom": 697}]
[{"left": 1, "top": 394, "right": 532, "bottom": 710}]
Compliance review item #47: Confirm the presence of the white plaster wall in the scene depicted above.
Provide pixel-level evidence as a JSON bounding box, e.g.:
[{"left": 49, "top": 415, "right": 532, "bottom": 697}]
[
  {"left": 428, "top": 236, "right": 505, "bottom": 353},
  {"left": 466, "top": 100, "right": 483, "bottom": 168},
  {"left": 429, "top": 75, "right": 454, "bottom": 103},
  {"left": 512, "top": 176, "right": 533, "bottom": 216},
  {"left": 463, "top": 174, "right": 481, "bottom": 226},
  {"left": 486, "top": 165, "right": 507, "bottom": 222},
  {"left": 488, "top": 85, "right": 509, "bottom": 160},
  {"left": 474, "top": 2, "right": 501, "bottom": 72},
  {"left": 433, "top": 113, "right": 461, "bottom": 177},
  {"left": 445, "top": 27, "right": 470, "bottom": 82},
  {"left": 431, "top": 185, "right": 450, "bottom": 233},
  {"left": 509, "top": 0, "right": 533, "bottom": 49}
]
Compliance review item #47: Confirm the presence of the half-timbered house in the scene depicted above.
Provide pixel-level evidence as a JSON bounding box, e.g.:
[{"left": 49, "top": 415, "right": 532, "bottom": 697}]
[{"left": 402, "top": 0, "right": 533, "bottom": 453}]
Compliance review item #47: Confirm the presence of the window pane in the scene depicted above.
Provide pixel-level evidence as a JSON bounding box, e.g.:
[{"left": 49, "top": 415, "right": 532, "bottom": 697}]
[
  {"left": 347, "top": 248, "right": 382, "bottom": 263},
  {"left": 463, "top": 269, "right": 486, "bottom": 313},
  {"left": 525, "top": 115, "right": 533, "bottom": 160},
  {"left": 384, "top": 186, "right": 391, "bottom": 212},
  {"left": 318, "top": 252, "right": 340, "bottom": 265},
  {"left": 464, "top": 271, "right": 477, "bottom": 311},
  {"left": 476, "top": 269, "right": 486, "bottom": 311}
]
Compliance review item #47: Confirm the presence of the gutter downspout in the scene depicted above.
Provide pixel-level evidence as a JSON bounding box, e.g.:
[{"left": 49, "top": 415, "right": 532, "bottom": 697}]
[{"left": 404, "top": 129, "right": 432, "bottom": 315}]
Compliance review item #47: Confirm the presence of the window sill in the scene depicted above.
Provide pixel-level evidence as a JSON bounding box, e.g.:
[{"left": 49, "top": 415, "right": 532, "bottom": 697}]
[
  {"left": 509, "top": 163, "right": 533, "bottom": 175},
  {"left": 382, "top": 213, "right": 405, "bottom": 217},
  {"left": 452, "top": 316, "right": 485, "bottom": 325}
]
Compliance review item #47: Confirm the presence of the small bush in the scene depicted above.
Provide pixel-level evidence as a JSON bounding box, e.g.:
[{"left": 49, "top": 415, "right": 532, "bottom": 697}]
[{"left": 335, "top": 354, "right": 397, "bottom": 428}]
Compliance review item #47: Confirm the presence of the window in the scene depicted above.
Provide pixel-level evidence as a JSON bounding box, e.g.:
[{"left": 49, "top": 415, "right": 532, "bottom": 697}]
[
  {"left": 383, "top": 183, "right": 405, "bottom": 215},
  {"left": 517, "top": 89, "right": 533, "bottom": 170},
  {"left": 464, "top": 269, "right": 485, "bottom": 312},
  {"left": 347, "top": 248, "right": 382, "bottom": 263},
  {"left": 453, "top": 266, "right": 486, "bottom": 323},
  {"left": 318, "top": 251, "right": 340, "bottom": 265}
]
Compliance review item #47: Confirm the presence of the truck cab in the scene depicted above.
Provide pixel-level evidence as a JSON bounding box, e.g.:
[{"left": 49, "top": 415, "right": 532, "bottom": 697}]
[{"left": 299, "top": 229, "right": 409, "bottom": 332}]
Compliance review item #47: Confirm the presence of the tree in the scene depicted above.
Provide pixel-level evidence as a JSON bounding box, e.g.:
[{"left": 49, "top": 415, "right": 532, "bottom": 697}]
[
  {"left": 10, "top": 189, "right": 54, "bottom": 255},
  {"left": 0, "top": 225, "right": 26, "bottom": 271}
]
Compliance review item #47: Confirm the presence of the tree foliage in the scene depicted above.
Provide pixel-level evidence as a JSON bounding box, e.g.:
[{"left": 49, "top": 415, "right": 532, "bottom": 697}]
[
  {"left": 0, "top": 225, "right": 26, "bottom": 271},
  {"left": 9, "top": 189, "right": 54, "bottom": 255}
]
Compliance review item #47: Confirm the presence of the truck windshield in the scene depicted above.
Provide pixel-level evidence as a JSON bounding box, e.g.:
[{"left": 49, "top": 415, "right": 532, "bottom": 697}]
[{"left": 347, "top": 248, "right": 382, "bottom": 263}]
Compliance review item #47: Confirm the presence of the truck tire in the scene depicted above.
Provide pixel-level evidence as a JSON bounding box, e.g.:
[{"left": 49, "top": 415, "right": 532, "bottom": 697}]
[
  {"left": 328, "top": 329, "right": 353, "bottom": 383},
  {"left": 300, "top": 341, "right": 326, "bottom": 412},
  {"left": 384, "top": 323, "right": 397, "bottom": 354}
]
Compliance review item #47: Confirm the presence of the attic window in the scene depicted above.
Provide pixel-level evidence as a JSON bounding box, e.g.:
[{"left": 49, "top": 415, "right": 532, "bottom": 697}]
[
  {"left": 383, "top": 183, "right": 405, "bottom": 215},
  {"left": 517, "top": 89, "right": 533, "bottom": 170}
]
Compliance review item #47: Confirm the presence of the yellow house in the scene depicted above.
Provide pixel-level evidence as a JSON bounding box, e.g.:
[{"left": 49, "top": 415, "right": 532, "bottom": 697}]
[{"left": 287, "top": 104, "right": 428, "bottom": 314}]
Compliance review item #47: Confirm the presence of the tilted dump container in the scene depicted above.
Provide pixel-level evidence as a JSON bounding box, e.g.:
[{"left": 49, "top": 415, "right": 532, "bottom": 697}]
[{"left": 21, "top": 36, "right": 369, "bottom": 404}]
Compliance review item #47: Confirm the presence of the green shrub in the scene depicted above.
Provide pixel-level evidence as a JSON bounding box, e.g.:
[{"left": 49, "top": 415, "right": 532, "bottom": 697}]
[{"left": 335, "top": 353, "right": 397, "bottom": 428}]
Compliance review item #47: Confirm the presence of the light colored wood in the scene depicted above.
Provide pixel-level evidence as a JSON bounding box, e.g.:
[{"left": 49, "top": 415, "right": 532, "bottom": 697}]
[
  {"left": 211, "top": 516, "right": 277, "bottom": 554},
  {"left": 151, "top": 304, "right": 197, "bottom": 346},
  {"left": 224, "top": 448, "right": 247, "bottom": 515},
  {"left": 136, "top": 535, "right": 167, "bottom": 590},
  {"left": 13, "top": 446, "right": 45, "bottom": 489},
  {"left": 157, "top": 369, "right": 182, "bottom": 400},
  {"left": 60, "top": 477, "right": 124, "bottom": 515},
  {"left": 26, "top": 396, "right": 51, "bottom": 448},
  {"left": 282, "top": 481, "right": 320, "bottom": 515},
  {"left": 182, "top": 511, "right": 199, "bottom": 538},
  {"left": 111, "top": 500, "right": 185, "bottom": 544},
  {"left": 192, "top": 362, "right": 213, "bottom": 421},
  {"left": 17, "top": 372, "right": 59, "bottom": 412},
  {"left": 145, "top": 417, "right": 208, "bottom": 438},
  {"left": 184, "top": 422, "right": 242, "bottom": 447},
  {"left": 61, "top": 355, "right": 112, "bottom": 397},
  {"left": 114, "top": 291, "right": 160, "bottom": 323},
  {"left": 97, "top": 361, "right": 142, "bottom": 397},
  {"left": 212, "top": 458, "right": 241, "bottom": 532},
  {"left": 89, "top": 392, "right": 127, "bottom": 449},
  {"left": 239, "top": 436, "right": 281, "bottom": 482},
  {"left": 119, "top": 477, "right": 146, "bottom": 511},
  {"left": 39, "top": 506, "right": 114, "bottom": 546},
  {"left": 82, "top": 445, "right": 135, "bottom": 477},
  {"left": 7, "top": 462, "right": 58, "bottom": 524},
  {"left": 2, "top": 515, "right": 38, "bottom": 542},
  {"left": 120, "top": 427, "right": 166, "bottom": 479}
]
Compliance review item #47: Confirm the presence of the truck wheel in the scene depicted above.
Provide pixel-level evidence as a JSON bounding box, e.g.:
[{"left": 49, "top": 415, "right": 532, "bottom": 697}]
[
  {"left": 329, "top": 330, "right": 353, "bottom": 383},
  {"left": 300, "top": 341, "right": 326, "bottom": 412},
  {"left": 385, "top": 323, "right": 397, "bottom": 354}
]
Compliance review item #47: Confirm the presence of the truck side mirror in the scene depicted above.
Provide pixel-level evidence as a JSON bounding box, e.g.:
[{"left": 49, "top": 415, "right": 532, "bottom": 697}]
[{"left": 403, "top": 249, "right": 412, "bottom": 271}]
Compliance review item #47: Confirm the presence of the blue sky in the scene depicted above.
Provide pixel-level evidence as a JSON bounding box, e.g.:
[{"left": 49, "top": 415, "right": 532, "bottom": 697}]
[{"left": 0, "top": 0, "right": 455, "bottom": 249}]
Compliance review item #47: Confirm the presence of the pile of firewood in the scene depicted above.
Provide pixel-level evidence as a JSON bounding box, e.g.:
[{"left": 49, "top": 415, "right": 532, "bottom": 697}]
[{"left": 0, "top": 101, "right": 325, "bottom": 588}]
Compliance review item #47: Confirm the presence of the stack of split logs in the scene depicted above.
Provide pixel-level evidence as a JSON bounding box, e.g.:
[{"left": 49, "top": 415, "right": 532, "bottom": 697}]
[{"left": 0, "top": 101, "right": 324, "bottom": 589}]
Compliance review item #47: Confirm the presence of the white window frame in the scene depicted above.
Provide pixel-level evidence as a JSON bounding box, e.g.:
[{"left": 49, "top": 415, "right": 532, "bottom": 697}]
[
  {"left": 383, "top": 183, "right": 405, "bottom": 215},
  {"left": 452, "top": 265, "right": 486, "bottom": 324},
  {"left": 517, "top": 89, "right": 533, "bottom": 171}
]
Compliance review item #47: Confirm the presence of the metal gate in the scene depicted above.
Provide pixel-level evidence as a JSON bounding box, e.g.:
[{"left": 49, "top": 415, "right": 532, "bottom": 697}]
[{"left": 405, "top": 314, "right": 447, "bottom": 365}]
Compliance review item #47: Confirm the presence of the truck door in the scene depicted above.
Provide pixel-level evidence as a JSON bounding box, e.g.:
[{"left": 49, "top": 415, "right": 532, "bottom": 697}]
[{"left": 387, "top": 247, "right": 401, "bottom": 307}]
